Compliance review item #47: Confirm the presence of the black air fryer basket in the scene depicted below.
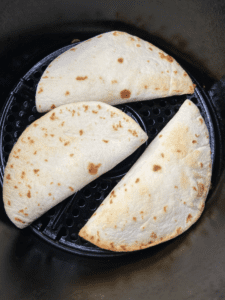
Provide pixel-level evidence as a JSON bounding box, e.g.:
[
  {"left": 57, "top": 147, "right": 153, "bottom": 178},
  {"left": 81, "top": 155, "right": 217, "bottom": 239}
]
[{"left": 0, "top": 32, "right": 224, "bottom": 257}]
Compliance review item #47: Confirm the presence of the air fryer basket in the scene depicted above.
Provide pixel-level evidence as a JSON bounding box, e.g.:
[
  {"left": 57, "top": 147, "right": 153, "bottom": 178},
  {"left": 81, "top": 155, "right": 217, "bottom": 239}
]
[{"left": 0, "top": 39, "right": 223, "bottom": 257}]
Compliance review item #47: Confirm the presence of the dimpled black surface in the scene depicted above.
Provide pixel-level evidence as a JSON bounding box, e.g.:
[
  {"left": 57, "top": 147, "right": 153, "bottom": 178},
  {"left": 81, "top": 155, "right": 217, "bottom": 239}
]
[{"left": 0, "top": 43, "right": 217, "bottom": 257}]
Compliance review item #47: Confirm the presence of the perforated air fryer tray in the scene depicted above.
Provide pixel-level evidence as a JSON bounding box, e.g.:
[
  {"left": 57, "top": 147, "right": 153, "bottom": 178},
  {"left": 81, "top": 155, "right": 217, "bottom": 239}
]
[{"left": 0, "top": 42, "right": 219, "bottom": 257}]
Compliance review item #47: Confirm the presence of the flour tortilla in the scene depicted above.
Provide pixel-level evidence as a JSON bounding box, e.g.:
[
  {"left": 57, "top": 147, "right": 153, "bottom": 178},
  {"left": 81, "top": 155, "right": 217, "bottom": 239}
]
[
  {"left": 79, "top": 100, "right": 212, "bottom": 252},
  {"left": 3, "top": 102, "right": 148, "bottom": 229},
  {"left": 36, "top": 31, "right": 195, "bottom": 113}
]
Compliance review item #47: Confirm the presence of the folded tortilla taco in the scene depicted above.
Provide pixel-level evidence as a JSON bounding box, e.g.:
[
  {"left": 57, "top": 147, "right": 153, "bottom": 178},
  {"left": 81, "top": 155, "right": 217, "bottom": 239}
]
[
  {"left": 79, "top": 100, "right": 212, "bottom": 252},
  {"left": 36, "top": 31, "right": 195, "bottom": 113},
  {"left": 3, "top": 102, "right": 148, "bottom": 229}
]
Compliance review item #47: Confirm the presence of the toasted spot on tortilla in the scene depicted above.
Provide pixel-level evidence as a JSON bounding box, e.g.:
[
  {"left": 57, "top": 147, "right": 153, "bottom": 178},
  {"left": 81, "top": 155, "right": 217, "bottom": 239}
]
[
  {"left": 69, "top": 187, "right": 74, "bottom": 191},
  {"left": 48, "top": 193, "right": 52, "bottom": 196},
  {"left": 103, "top": 140, "right": 108, "bottom": 143},
  {"left": 43, "top": 76, "right": 48, "bottom": 79},
  {"left": 174, "top": 71, "right": 178, "bottom": 74},
  {"left": 65, "top": 91, "right": 70, "bottom": 96},
  {"left": 110, "top": 191, "right": 116, "bottom": 198},
  {"left": 98, "top": 35, "right": 102, "bottom": 38},
  {"left": 110, "top": 199, "right": 113, "bottom": 204},
  {"left": 58, "top": 183, "right": 61, "bottom": 186},
  {"left": 15, "top": 217, "right": 25, "bottom": 224},
  {"left": 27, "top": 191, "right": 31, "bottom": 198},
  {"left": 79, "top": 130, "right": 83, "bottom": 136},
  {"left": 33, "top": 169, "right": 39, "bottom": 174},
  {"left": 188, "top": 84, "right": 196, "bottom": 93},
  {"left": 38, "top": 88, "right": 43, "bottom": 94},
  {"left": 174, "top": 186, "right": 178, "bottom": 189},
  {"left": 70, "top": 48, "right": 76, "bottom": 51},
  {"left": 155, "top": 87, "right": 160, "bottom": 90},
  {"left": 120, "top": 89, "right": 131, "bottom": 99},
  {"left": 135, "top": 178, "right": 140, "bottom": 183},
  {"left": 51, "top": 104, "right": 56, "bottom": 109},
  {"left": 76, "top": 76, "right": 88, "bottom": 81},
  {"left": 8, "top": 201, "right": 11, "bottom": 206},
  {"left": 159, "top": 52, "right": 174, "bottom": 63},
  {"left": 83, "top": 105, "right": 88, "bottom": 112},
  {"left": 133, "top": 217, "right": 137, "bottom": 221},
  {"left": 144, "top": 85, "right": 148, "bottom": 89},
  {"left": 50, "top": 134, "right": 54, "bottom": 137},
  {"left": 183, "top": 202, "right": 186, "bottom": 205},
  {"left": 147, "top": 60, "right": 150, "bottom": 63},
  {"left": 45, "top": 159, "right": 48, "bottom": 162},
  {"left": 159, "top": 135, "right": 163, "bottom": 138},
  {"left": 199, "top": 118, "right": 203, "bottom": 124},
  {"left": 186, "top": 214, "right": 192, "bottom": 223},
  {"left": 197, "top": 183, "right": 204, "bottom": 197},
  {"left": 21, "top": 172, "right": 25, "bottom": 179},
  {"left": 193, "top": 186, "right": 197, "bottom": 191},
  {"left": 33, "top": 123, "right": 38, "bottom": 127},
  {"left": 113, "top": 121, "right": 122, "bottom": 131},
  {"left": 14, "top": 186, "right": 18, "bottom": 189},
  {"left": 149, "top": 47, "right": 153, "bottom": 51},
  {"left": 70, "top": 154, "right": 74, "bottom": 157},
  {"left": 192, "top": 140, "right": 197, "bottom": 144},
  {"left": 120, "top": 245, "right": 126, "bottom": 251},
  {"left": 153, "top": 165, "right": 161, "bottom": 172},
  {"left": 10, "top": 165, "right": 13, "bottom": 168},
  {"left": 177, "top": 227, "right": 182, "bottom": 234},
  {"left": 184, "top": 73, "right": 188, "bottom": 77},
  {"left": 200, "top": 163, "right": 203, "bottom": 168},
  {"left": 92, "top": 110, "right": 98, "bottom": 114},
  {"left": 64, "top": 141, "right": 70, "bottom": 146},
  {"left": 6, "top": 174, "right": 11, "bottom": 180},
  {"left": 153, "top": 216, "right": 157, "bottom": 220},
  {"left": 130, "top": 37, "right": 135, "bottom": 41},
  {"left": 118, "top": 58, "right": 123, "bottom": 63},
  {"left": 151, "top": 232, "right": 157, "bottom": 239},
  {"left": 97, "top": 105, "right": 102, "bottom": 109},
  {"left": 161, "top": 153, "right": 164, "bottom": 158},
  {"left": 111, "top": 80, "right": 117, "bottom": 84},
  {"left": 164, "top": 206, "right": 167, "bottom": 212},
  {"left": 128, "top": 129, "right": 138, "bottom": 137},
  {"left": 113, "top": 31, "right": 119, "bottom": 36},
  {"left": 88, "top": 163, "right": 101, "bottom": 175},
  {"left": 50, "top": 112, "right": 58, "bottom": 121}
]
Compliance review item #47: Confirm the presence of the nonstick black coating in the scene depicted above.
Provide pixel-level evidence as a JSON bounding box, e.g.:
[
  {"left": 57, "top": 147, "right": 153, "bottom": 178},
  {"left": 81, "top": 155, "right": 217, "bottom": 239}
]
[{"left": 0, "top": 42, "right": 217, "bottom": 257}]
